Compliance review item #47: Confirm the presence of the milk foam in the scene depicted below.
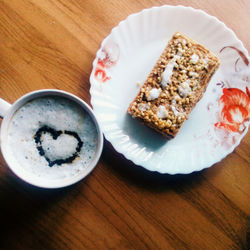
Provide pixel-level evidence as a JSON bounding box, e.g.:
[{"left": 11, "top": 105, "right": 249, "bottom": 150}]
[{"left": 7, "top": 96, "right": 98, "bottom": 180}]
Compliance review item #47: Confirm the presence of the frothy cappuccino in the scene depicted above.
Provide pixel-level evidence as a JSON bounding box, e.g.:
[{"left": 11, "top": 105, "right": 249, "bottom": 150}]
[{"left": 7, "top": 96, "right": 98, "bottom": 180}]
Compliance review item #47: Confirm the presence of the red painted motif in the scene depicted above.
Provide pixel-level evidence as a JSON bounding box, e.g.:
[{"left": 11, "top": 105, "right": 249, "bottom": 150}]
[
  {"left": 94, "top": 41, "right": 120, "bottom": 83},
  {"left": 215, "top": 87, "right": 250, "bottom": 132},
  {"left": 94, "top": 62, "right": 111, "bottom": 83}
]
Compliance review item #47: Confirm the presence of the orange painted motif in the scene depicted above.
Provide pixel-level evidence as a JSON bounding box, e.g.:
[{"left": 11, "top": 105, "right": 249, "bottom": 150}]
[
  {"left": 94, "top": 41, "right": 120, "bottom": 83},
  {"left": 94, "top": 60, "right": 111, "bottom": 82},
  {"left": 215, "top": 87, "right": 250, "bottom": 132}
]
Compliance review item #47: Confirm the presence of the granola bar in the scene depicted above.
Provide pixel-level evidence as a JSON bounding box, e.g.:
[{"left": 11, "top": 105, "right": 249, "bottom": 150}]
[{"left": 127, "top": 32, "right": 220, "bottom": 139}]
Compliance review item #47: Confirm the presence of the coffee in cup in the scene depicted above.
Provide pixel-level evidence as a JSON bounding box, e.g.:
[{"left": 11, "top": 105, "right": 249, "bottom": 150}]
[{"left": 0, "top": 90, "right": 103, "bottom": 188}]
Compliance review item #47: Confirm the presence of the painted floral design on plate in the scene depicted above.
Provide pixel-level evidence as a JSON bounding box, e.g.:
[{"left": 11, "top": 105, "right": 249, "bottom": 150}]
[
  {"left": 94, "top": 40, "right": 120, "bottom": 83},
  {"left": 198, "top": 46, "right": 250, "bottom": 151},
  {"left": 215, "top": 87, "right": 250, "bottom": 132}
]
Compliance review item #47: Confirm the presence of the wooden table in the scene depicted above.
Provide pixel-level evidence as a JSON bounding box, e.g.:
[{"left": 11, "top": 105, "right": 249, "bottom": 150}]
[{"left": 0, "top": 0, "right": 249, "bottom": 249}]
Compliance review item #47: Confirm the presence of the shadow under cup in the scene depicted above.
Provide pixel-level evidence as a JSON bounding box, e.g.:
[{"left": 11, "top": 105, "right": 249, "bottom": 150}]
[{"left": 0, "top": 90, "right": 103, "bottom": 189}]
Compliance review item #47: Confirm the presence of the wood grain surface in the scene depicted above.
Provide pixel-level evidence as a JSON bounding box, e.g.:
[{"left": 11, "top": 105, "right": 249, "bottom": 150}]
[{"left": 0, "top": 0, "right": 249, "bottom": 249}]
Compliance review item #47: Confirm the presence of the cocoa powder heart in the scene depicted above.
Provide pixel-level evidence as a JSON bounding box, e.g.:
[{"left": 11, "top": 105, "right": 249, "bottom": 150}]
[{"left": 34, "top": 126, "right": 83, "bottom": 167}]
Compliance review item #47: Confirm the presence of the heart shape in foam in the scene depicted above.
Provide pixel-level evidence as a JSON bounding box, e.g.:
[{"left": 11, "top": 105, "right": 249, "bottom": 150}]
[{"left": 34, "top": 126, "right": 83, "bottom": 167}]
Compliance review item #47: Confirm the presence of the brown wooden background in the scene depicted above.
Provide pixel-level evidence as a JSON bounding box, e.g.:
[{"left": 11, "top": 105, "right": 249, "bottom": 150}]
[{"left": 0, "top": 0, "right": 249, "bottom": 249}]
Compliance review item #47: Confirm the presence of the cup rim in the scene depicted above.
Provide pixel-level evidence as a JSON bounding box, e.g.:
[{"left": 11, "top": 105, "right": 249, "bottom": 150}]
[{"left": 0, "top": 89, "right": 103, "bottom": 189}]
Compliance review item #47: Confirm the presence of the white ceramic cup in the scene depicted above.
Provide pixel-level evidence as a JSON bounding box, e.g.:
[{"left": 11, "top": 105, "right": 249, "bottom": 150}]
[{"left": 0, "top": 89, "right": 103, "bottom": 188}]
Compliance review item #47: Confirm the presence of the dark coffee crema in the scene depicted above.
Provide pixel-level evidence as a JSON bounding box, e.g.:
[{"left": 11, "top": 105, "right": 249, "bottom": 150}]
[{"left": 34, "top": 125, "right": 83, "bottom": 167}]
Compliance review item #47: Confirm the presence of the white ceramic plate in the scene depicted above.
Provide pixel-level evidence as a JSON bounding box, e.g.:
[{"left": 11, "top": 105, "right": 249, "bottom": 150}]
[{"left": 90, "top": 5, "right": 250, "bottom": 174}]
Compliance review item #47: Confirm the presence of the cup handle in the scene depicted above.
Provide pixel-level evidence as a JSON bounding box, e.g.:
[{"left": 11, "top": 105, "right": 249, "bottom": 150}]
[{"left": 0, "top": 98, "right": 11, "bottom": 119}]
